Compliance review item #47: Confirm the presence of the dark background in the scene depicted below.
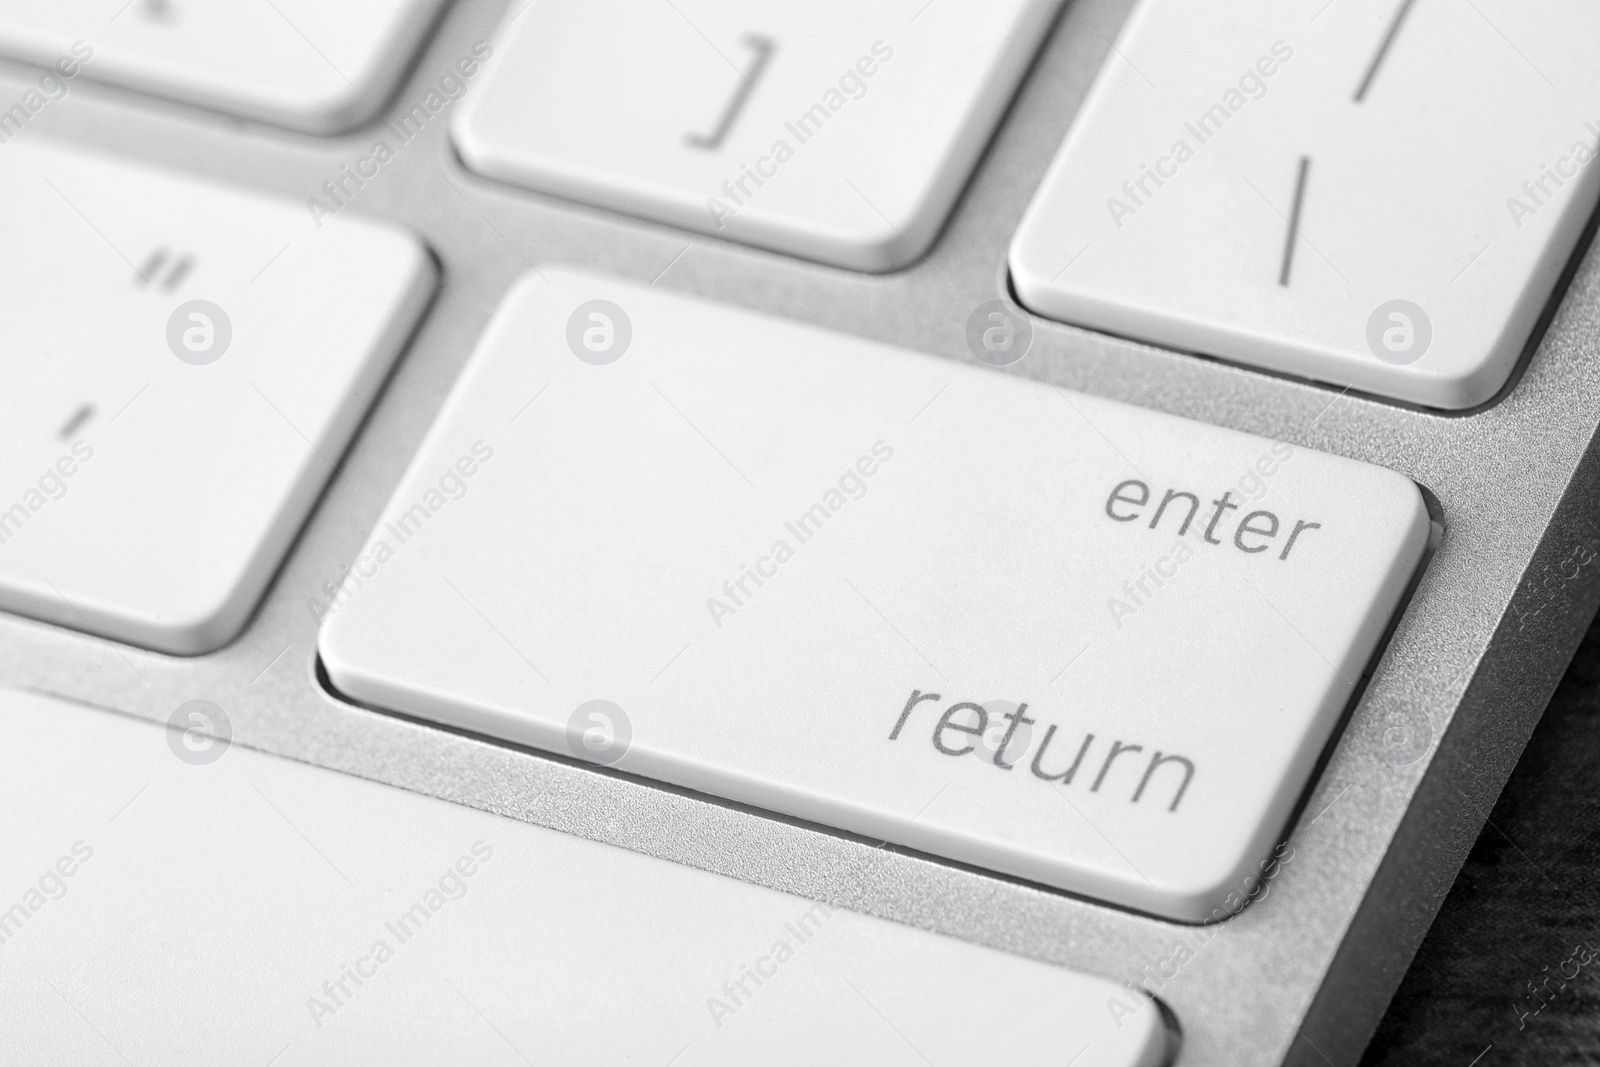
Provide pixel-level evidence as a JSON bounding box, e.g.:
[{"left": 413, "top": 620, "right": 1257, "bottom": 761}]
[{"left": 1362, "top": 611, "right": 1600, "bottom": 1065}]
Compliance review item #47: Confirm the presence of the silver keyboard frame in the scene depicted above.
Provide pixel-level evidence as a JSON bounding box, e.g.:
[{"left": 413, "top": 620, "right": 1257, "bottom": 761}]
[{"left": 6, "top": 0, "right": 1599, "bottom": 1062}]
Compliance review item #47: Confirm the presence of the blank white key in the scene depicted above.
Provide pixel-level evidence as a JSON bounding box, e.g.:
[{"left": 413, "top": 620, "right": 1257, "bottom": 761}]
[
  {"left": 0, "top": 0, "right": 448, "bottom": 132},
  {"left": 0, "top": 687, "right": 1176, "bottom": 1066},
  {"left": 0, "top": 140, "right": 432, "bottom": 654},
  {"left": 453, "top": 0, "right": 1061, "bottom": 271},
  {"left": 319, "top": 268, "right": 1428, "bottom": 922},
  {"left": 1010, "top": 0, "right": 1600, "bottom": 409}
]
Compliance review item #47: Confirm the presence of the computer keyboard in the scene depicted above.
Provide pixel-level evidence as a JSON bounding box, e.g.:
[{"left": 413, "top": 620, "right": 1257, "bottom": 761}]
[{"left": 2, "top": 0, "right": 1599, "bottom": 1063}]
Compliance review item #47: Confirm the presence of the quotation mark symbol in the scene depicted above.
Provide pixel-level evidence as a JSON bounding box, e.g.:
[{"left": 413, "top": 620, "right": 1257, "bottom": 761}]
[
  {"left": 965, "top": 299, "right": 1033, "bottom": 367},
  {"left": 565, "top": 699, "right": 632, "bottom": 766},
  {"left": 1365, "top": 299, "right": 1431, "bottom": 366},
  {"left": 166, "top": 299, "right": 232, "bottom": 365},
  {"left": 166, "top": 699, "right": 232, "bottom": 765},
  {"left": 565, "top": 300, "right": 632, "bottom": 365}
]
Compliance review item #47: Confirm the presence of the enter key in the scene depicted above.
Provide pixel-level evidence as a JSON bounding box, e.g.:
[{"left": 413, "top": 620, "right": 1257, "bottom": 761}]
[{"left": 318, "top": 268, "right": 1431, "bottom": 923}]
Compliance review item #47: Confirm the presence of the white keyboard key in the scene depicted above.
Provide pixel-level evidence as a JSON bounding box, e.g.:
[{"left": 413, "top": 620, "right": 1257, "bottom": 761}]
[
  {"left": 0, "top": 686, "right": 1176, "bottom": 1066},
  {"left": 1009, "top": 0, "right": 1600, "bottom": 409},
  {"left": 319, "top": 268, "right": 1428, "bottom": 922},
  {"left": 0, "top": 0, "right": 449, "bottom": 132},
  {"left": 453, "top": 0, "right": 1061, "bottom": 271},
  {"left": 0, "top": 140, "right": 432, "bottom": 654}
]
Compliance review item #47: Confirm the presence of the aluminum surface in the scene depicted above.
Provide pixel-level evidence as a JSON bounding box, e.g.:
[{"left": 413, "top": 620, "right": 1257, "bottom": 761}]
[{"left": 3, "top": 0, "right": 1598, "bottom": 1063}]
